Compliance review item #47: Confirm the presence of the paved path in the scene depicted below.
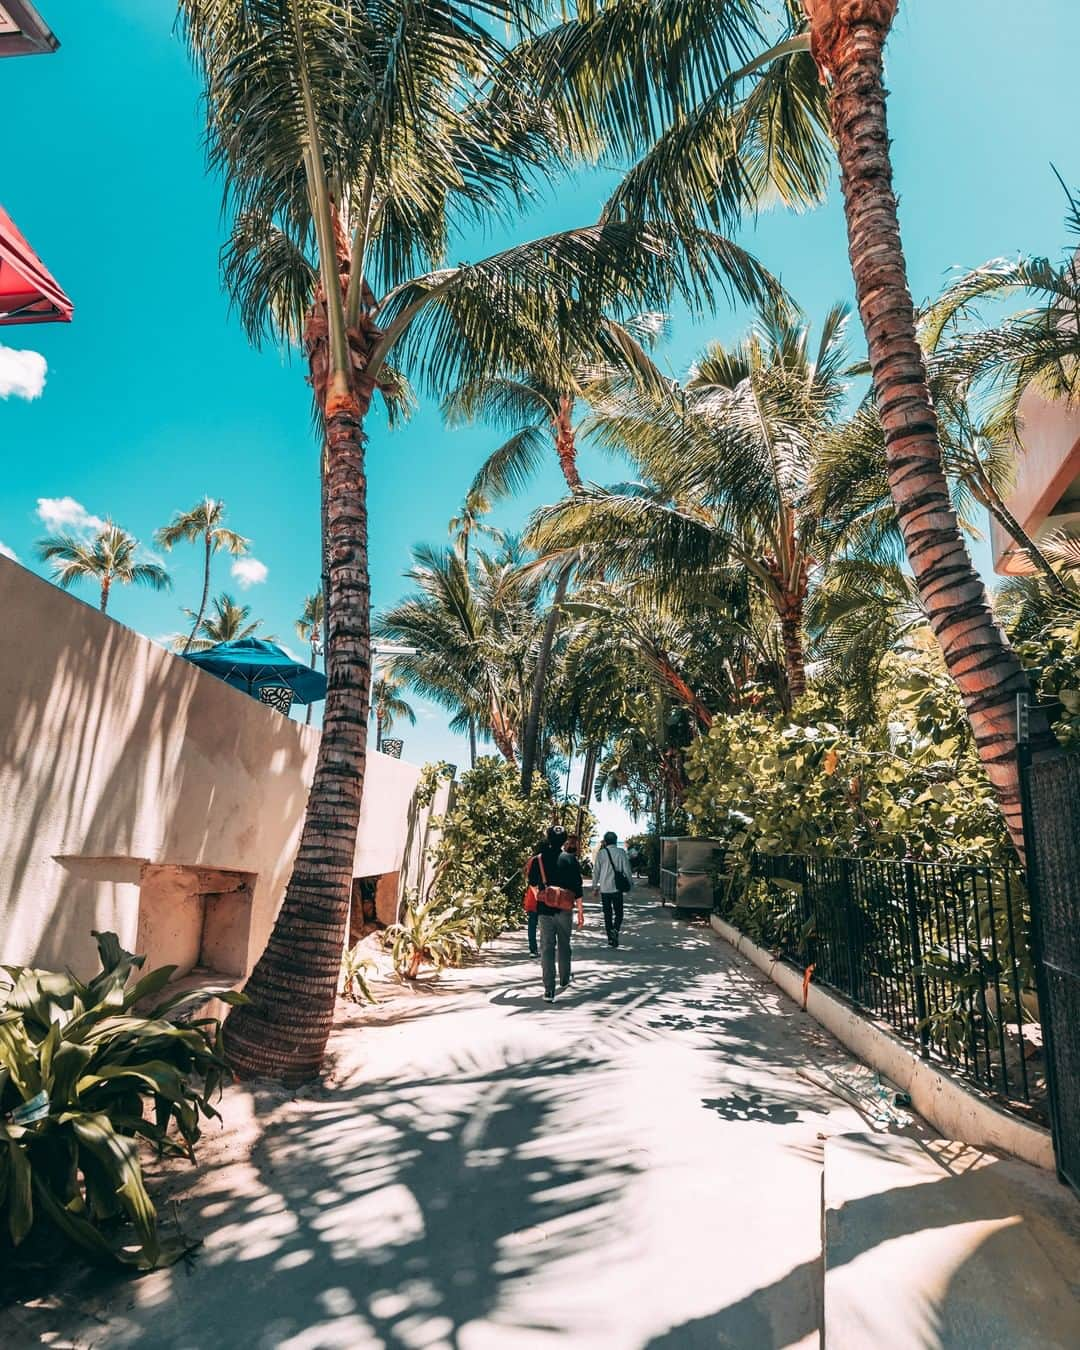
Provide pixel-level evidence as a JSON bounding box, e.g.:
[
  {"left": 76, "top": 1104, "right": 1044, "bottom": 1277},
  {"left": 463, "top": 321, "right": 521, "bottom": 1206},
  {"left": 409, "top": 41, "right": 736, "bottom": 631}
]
[{"left": 4, "top": 887, "right": 901, "bottom": 1349}]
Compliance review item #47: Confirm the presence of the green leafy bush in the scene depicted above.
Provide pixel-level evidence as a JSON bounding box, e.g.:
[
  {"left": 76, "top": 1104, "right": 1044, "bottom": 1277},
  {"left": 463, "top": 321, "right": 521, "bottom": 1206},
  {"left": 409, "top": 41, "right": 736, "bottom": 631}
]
[
  {"left": 339, "top": 943, "right": 377, "bottom": 1004},
  {"left": 387, "top": 896, "right": 474, "bottom": 978},
  {"left": 0, "top": 932, "right": 239, "bottom": 1270},
  {"left": 1019, "top": 618, "right": 1080, "bottom": 749},
  {"left": 684, "top": 685, "right": 1011, "bottom": 872},
  {"left": 425, "top": 757, "right": 553, "bottom": 943}
]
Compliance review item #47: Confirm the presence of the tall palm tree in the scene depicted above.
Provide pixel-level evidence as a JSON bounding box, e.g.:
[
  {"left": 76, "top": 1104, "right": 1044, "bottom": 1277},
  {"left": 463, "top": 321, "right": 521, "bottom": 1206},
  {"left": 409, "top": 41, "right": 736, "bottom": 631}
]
[
  {"left": 174, "top": 592, "right": 268, "bottom": 653},
  {"left": 295, "top": 589, "right": 325, "bottom": 726},
  {"left": 795, "top": 0, "right": 1049, "bottom": 853},
  {"left": 375, "top": 541, "right": 543, "bottom": 767},
  {"left": 180, "top": 0, "right": 770, "bottom": 1081},
  {"left": 532, "top": 302, "right": 853, "bottom": 710},
  {"left": 371, "top": 673, "right": 416, "bottom": 751},
  {"left": 155, "top": 498, "right": 250, "bottom": 655},
  {"left": 36, "top": 522, "right": 171, "bottom": 614}
]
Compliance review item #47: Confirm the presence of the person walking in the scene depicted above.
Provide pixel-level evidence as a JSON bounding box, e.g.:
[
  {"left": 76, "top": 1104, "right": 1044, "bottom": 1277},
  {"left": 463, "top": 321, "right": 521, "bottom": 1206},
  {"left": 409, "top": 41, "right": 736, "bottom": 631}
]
[
  {"left": 527, "top": 825, "right": 584, "bottom": 1003},
  {"left": 523, "top": 837, "right": 545, "bottom": 958},
  {"left": 593, "top": 830, "right": 633, "bottom": 948}
]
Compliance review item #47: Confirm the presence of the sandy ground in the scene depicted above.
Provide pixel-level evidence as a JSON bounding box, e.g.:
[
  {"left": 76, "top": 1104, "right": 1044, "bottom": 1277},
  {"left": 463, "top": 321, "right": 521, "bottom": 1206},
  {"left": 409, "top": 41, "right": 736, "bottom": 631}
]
[{"left": 1, "top": 886, "right": 919, "bottom": 1349}]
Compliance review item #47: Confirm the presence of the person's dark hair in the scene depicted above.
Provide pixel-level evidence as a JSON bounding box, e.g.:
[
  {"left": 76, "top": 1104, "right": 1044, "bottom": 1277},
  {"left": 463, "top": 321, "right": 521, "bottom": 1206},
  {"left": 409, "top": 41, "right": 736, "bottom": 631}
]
[
  {"left": 603, "top": 830, "right": 618, "bottom": 845},
  {"left": 564, "top": 834, "right": 579, "bottom": 854},
  {"left": 546, "top": 825, "right": 568, "bottom": 848}
]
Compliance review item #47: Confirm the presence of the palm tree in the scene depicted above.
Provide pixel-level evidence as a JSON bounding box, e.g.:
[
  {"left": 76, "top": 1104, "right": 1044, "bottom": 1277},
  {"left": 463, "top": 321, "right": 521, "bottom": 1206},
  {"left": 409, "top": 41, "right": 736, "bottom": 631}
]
[
  {"left": 155, "top": 498, "right": 250, "bottom": 655},
  {"left": 295, "top": 589, "right": 325, "bottom": 726},
  {"left": 375, "top": 542, "right": 543, "bottom": 768},
  {"left": 174, "top": 592, "right": 268, "bottom": 653},
  {"left": 36, "top": 522, "right": 171, "bottom": 614},
  {"left": 445, "top": 317, "right": 669, "bottom": 791},
  {"left": 795, "top": 0, "right": 1048, "bottom": 853},
  {"left": 531, "top": 302, "right": 853, "bottom": 711},
  {"left": 371, "top": 674, "right": 416, "bottom": 752},
  {"left": 179, "top": 0, "right": 772, "bottom": 1080}
]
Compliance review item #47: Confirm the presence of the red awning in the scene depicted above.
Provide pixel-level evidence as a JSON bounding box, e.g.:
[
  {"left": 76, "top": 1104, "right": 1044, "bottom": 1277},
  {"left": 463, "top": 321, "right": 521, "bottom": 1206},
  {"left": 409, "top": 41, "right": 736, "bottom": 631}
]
[{"left": 0, "top": 203, "right": 72, "bottom": 325}]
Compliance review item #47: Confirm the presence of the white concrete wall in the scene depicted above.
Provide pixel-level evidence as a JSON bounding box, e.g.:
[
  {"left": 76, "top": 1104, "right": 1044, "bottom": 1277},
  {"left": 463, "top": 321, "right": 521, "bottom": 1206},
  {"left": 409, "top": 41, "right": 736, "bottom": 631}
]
[{"left": 0, "top": 556, "right": 422, "bottom": 979}]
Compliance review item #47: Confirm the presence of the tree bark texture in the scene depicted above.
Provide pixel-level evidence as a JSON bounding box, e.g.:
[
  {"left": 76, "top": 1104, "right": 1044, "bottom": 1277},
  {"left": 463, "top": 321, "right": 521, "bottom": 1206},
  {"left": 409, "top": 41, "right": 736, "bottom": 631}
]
[
  {"left": 816, "top": 5, "right": 1050, "bottom": 854},
  {"left": 100, "top": 575, "right": 111, "bottom": 613},
  {"left": 224, "top": 381, "right": 372, "bottom": 1082},
  {"left": 183, "top": 532, "right": 213, "bottom": 657},
  {"left": 520, "top": 408, "right": 581, "bottom": 793}
]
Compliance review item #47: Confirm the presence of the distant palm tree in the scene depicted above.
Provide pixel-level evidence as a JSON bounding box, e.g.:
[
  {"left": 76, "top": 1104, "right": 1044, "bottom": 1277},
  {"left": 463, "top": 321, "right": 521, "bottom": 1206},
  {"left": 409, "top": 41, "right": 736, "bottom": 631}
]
[
  {"left": 156, "top": 498, "right": 249, "bottom": 655},
  {"left": 176, "top": 592, "right": 268, "bottom": 653},
  {"left": 371, "top": 674, "right": 416, "bottom": 751},
  {"left": 37, "top": 522, "right": 171, "bottom": 613},
  {"left": 295, "top": 590, "right": 325, "bottom": 726}
]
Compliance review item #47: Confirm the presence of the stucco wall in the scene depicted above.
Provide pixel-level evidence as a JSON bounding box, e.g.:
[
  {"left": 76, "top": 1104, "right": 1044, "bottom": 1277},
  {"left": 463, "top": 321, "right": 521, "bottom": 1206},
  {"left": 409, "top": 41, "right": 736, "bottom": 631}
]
[
  {"left": 993, "top": 383, "right": 1080, "bottom": 573},
  {"left": 0, "top": 556, "right": 422, "bottom": 979}
]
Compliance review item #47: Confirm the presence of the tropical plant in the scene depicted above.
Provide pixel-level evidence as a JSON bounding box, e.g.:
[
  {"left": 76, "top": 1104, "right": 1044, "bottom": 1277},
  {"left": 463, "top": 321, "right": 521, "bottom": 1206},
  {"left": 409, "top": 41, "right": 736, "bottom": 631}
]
[
  {"left": 531, "top": 300, "right": 854, "bottom": 710},
  {"left": 173, "top": 592, "right": 269, "bottom": 653},
  {"left": 375, "top": 541, "right": 543, "bottom": 766},
  {"left": 371, "top": 673, "right": 416, "bottom": 752},
  {"left": 338, "top": 942, "right": 377, "bottom": 1004},
  {"left": 179, "top": 0, "right": 766, "bottom": 1081},
  {"left": 36, "top": 522, "right": 171, "bottom": 614},
  {"left": 386, "top": 897, "right": 474, "bottom": 980},
  {"left": 423, "top": 756, "right": 552, "bottom": 943},
  {"left": 295, "top": 589, "right": 325, "bottom": 725},
  {"left": 155, "top": 498, "right": 250, "bottom": 655},
  {"left": 0, "top": 932, "right": 239, "bottom": 1270},
  {"left": 795, "top": 0, "right": 1049, "bottom": 854}
]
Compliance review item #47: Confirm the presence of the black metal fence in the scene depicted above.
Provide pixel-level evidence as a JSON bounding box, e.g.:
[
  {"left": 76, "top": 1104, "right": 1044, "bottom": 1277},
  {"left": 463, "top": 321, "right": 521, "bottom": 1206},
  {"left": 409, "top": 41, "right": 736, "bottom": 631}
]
[
  {"left": 1020, "top": 749, "right": 1080, "bottom": 1193},
  {"left": 733, "top": 852, "right": 1041, "bottom": 1114}
]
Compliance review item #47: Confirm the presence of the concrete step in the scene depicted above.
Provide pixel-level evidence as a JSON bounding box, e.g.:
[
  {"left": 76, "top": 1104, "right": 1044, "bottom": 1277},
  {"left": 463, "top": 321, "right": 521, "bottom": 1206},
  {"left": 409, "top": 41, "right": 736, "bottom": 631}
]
[{"left": 823, "top": 1134, "right": 1080, "bottom": 1349}]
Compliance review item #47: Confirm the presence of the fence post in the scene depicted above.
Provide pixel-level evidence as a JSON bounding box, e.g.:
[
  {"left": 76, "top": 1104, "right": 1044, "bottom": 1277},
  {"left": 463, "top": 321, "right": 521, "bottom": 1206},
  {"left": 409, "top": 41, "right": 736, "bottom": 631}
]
[{"left": 904, "top": 860, "right": 930, "bottom": 1060}]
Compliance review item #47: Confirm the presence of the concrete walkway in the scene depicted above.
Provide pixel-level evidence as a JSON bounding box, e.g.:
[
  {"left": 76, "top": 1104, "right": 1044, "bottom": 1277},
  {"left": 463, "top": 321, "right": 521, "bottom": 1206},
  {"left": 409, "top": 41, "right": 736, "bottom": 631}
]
[{"left": 2, "top": 888, "right": 932, "bottom": 1348}]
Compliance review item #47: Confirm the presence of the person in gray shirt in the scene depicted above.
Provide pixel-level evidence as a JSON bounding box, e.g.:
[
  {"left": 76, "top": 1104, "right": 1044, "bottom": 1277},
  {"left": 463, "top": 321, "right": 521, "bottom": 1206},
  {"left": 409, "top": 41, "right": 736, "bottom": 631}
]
[{"left": 592, "top": 831, "right": 632, "bottom": 948}]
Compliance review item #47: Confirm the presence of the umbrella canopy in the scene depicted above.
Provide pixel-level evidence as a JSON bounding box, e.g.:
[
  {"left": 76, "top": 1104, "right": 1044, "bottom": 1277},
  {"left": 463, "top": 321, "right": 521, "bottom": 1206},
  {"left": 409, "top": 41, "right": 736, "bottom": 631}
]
[
  {"left": 183, "top": 638, "right": 327, "bottom": 705},
  {"left": 0, "top": 203, "right": 72, "bottom": 325}
]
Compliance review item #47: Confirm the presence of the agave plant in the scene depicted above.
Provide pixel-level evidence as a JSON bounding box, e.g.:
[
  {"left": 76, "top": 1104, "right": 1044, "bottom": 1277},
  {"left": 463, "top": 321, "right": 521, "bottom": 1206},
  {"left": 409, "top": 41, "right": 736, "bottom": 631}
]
[
  {"left": 386, "top": 898, "right": 474, "bottom": 981},
  {"left": 0, "top": 932, "right": 240, "bottom": 1269}
]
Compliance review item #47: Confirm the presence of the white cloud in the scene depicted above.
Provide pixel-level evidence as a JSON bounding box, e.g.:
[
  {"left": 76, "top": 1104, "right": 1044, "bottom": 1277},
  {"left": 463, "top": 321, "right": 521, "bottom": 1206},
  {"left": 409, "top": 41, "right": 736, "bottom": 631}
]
[
  {"left": 36, "top": 496, "right": 106, "bottom": 534},
  {"left": 0, "top": 541, "right": 18, "bottom": 562},
  {"left": 0, "top": 346, "right": 47, "bottom": 401},
  {"left": 231, "top": 557, "right": 268, "bottom": 589}
]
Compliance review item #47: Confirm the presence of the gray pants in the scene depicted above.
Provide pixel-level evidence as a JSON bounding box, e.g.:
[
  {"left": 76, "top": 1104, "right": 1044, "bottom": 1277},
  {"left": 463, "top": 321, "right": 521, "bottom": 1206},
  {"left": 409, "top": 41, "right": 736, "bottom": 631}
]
[{"left": 539, "top": 910, "right": 573, "bottom": 997}]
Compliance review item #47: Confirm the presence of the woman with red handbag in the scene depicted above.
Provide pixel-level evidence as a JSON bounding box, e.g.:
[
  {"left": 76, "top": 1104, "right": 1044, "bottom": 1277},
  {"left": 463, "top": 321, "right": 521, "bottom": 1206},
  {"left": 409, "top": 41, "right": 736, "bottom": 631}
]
[{"left": 526, "top": 826, "right": 585, "bottom": 1002}]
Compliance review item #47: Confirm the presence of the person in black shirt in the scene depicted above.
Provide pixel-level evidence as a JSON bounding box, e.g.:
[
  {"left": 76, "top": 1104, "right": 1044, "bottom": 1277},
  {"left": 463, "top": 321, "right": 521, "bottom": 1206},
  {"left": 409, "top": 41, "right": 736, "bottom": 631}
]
[{"left": 526, "top": 825, "right": 584, "bottom": 1002}]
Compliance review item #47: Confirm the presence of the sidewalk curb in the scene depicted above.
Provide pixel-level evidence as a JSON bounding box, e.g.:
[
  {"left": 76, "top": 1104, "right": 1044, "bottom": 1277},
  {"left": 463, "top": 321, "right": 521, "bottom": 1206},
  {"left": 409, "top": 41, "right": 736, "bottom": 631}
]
[{"left": 710, "top": 914, "right": 1055, "bottom": 1171}]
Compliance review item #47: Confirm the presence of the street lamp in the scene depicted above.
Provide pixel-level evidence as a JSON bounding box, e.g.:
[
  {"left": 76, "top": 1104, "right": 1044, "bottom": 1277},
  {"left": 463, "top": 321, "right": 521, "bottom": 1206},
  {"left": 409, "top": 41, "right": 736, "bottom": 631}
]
[{"left": 0, "top": 2, "right": 58, "bottom": 57}]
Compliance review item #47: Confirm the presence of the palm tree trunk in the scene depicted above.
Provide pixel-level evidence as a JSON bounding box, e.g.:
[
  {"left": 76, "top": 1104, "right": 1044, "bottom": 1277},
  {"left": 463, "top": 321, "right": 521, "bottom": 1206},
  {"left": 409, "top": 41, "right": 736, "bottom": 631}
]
[
  {"left": 224, "top": 387, "right": 372, "bottom": 1082},
  {"left": 521, "top": 565, "right": 570, "bottom": 792},
  {"left": 520, "top": 410, "right": 582, "bottom": 794},
  {"left": 305, "top": 645, "right": 316, "bottom": 726},
  {"left": 183, "top": 531, "right": 213, "bottom": 656},
  {"left": 376, "top": 709, "right": 383, "bottom": 752},
  {"left": 468, "top": 716, "right": 477, "bottom": 769},
  {"left": 813, "top": 2, "right": 1051, "bottom": 855},
  {"left": 100, "top": 575, "right": 111, "bottom": 613},
  {"left": 779, "top": 607, "right": 806, "bottom": 705}
]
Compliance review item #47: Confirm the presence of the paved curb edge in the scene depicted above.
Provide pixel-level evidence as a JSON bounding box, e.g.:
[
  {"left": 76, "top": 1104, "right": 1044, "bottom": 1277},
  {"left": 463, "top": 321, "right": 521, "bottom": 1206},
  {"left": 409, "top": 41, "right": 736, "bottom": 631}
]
[{"left": 709, "top": 914, "right": 1054, "bottom": 1171}]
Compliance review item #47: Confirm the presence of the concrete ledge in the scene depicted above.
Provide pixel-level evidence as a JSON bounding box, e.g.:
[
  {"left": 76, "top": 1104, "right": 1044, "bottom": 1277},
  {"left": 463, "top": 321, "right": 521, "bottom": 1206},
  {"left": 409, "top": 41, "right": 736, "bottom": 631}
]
[{"left": 710, "top": 914, "right": 1054, "bottom": 1171}]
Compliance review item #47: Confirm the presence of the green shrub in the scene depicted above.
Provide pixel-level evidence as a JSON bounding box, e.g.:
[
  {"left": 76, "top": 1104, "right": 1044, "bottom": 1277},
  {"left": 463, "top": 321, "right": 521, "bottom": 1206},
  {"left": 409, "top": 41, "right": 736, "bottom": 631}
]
[
  {"left": 425, "top": 758, "right": 553, "bottom": 942},
  {"left": 0, "top": 932, "right": 239, "bottom": 1270},
  {"left": 386, "top": 896, "right": 474, "bottom": 978}
]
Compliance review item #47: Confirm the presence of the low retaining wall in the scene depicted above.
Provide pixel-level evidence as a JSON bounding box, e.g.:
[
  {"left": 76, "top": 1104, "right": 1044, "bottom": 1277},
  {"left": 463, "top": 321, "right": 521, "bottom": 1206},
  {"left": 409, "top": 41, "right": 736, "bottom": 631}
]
[{"left": 710, "top": 914, "right": 1055, "bottom": 1171}]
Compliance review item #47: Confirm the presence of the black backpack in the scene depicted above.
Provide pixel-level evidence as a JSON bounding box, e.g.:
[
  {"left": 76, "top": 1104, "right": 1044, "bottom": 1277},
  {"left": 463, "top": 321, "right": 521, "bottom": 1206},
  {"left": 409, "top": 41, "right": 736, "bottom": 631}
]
[{"left": 605, "top": 846, "right": 632, "bottom": 894}]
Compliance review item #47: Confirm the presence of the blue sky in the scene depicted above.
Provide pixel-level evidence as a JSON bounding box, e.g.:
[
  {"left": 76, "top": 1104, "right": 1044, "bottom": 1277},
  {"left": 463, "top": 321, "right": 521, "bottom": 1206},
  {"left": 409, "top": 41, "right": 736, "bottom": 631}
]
[{"left": 2, "top": 0, "right": 1078, "bottom": 831}]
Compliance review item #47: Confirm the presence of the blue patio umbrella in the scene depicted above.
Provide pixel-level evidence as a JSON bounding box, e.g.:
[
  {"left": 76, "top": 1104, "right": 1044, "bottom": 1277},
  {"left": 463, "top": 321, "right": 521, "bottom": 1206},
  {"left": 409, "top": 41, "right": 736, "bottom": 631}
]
[{"left": 182, "top": 638, "right": 327, "bottom": 705}]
